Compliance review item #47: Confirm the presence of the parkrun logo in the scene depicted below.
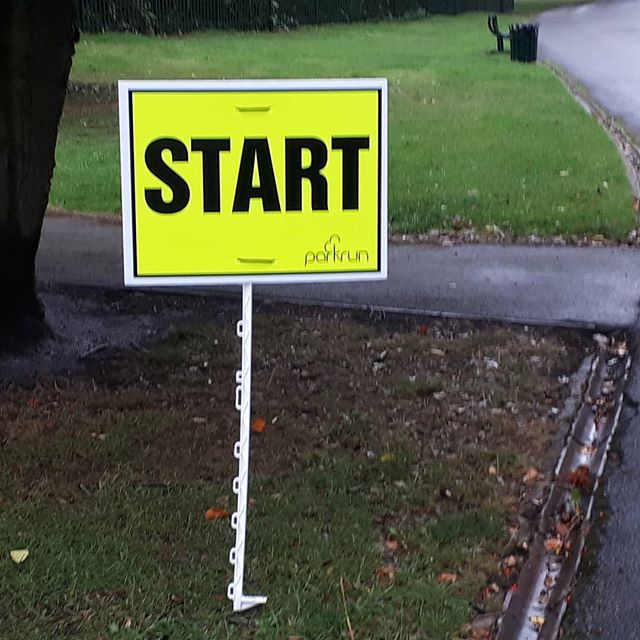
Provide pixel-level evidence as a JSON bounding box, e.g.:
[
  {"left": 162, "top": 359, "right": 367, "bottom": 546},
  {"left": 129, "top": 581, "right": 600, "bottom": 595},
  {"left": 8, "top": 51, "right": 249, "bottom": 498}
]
[{"left": 304, "top": 234, "right": 370, "bottom": 268}]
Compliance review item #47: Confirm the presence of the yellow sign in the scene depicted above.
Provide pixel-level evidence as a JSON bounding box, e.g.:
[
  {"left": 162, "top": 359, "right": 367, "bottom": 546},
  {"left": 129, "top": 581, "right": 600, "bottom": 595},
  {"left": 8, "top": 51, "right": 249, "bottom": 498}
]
[{"left": 119, "top": 79, "right": 387, "bottom": 285}]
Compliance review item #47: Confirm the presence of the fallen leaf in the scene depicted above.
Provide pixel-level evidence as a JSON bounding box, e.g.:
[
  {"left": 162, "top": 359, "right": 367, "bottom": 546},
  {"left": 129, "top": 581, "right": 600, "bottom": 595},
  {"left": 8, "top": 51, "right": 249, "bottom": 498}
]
[
  {"left": 10, "top": 549, "right": 29, "bottom": 564},
  {"left": 568, "top": 465, "right": 591, "bottom": 490},
  {"left": 380, "top": 453, "right": 396, "bottom": 463},
  {"left": 437, "top": 572, "right": 458, "bottom": 584},
  {"left": 591, "top": 333, "right": 608, "bottom": 351},
  {"left": 544, "top": 537, "right": 563, "bottom": 553},
  {"left": 480, "top": 584, "right": 499, "bottom": 600},
  {"left": 613, "top": 339, "right": 628, "bottom": 357},
  {"left": 384, "top": 538, "right": 399, "bottom": 552},
  {"left": 501, "top": 569, "right": 512, "bottom": 581},
  {"left": 376, "top": 565, "right": 397, "bottom": 585},
  {"left": 484, "top": 357, "right": 499, "bottom": 370},
  {"left": 205, "top": 508, "right": 230, "bottom": 521},
  {"left": 504, "top": 555, "right": 518, "bottom": 568},
  {"left": 555, "top": 521, "right": 571, "bottom": 538},
  {"left": 522, "top": 467, "right": 539, "bottom": 484},
  {"left": 417, "top": 325, "right": 429, "bottom": 335},
  {"left": 488, "top": 465, "right": 497, "bottom": 476},
  {"left": 570, "top": 487, "right": 582, "bottom": 509},
  {"left": 251, "top": 417, "right": 267, "bottom": 433}
]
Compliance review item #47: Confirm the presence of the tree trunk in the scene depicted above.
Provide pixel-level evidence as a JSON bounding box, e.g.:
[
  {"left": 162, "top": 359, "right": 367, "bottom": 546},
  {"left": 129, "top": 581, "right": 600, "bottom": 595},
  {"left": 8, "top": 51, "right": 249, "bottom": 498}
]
[{"left": 0, "top": 0, "right": 76, "bottom": 334}]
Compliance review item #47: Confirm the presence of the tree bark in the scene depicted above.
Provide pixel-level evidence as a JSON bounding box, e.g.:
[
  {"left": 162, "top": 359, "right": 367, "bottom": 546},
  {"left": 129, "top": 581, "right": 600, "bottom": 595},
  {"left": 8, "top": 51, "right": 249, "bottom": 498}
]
[{"left": 0, "top": 0, "right": 76, "bottom": 332}]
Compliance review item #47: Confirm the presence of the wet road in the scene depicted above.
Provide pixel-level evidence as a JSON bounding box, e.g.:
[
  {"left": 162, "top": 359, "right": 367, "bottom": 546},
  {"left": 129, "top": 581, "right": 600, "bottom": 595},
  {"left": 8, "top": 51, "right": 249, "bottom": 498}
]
[{"left": 539, "top": 0, "right": 640, "bottom": 139}]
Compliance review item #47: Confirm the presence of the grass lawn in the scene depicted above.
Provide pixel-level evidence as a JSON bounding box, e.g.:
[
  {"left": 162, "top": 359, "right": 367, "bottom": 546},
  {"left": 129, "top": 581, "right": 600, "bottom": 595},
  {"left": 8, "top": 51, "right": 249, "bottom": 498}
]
[
  {"left": 50, "top": 8, "right": 634, "bottom": 239},
  {"left": 0, "top": 293, "right": 588, "bottom": 639}
]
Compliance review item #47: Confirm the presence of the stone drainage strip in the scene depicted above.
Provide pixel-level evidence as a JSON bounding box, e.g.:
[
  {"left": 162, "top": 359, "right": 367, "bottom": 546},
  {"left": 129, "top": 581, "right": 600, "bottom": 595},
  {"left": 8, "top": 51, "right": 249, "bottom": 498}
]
[{"left": 495, "top": 335, "right": 630, "bottom": 640}]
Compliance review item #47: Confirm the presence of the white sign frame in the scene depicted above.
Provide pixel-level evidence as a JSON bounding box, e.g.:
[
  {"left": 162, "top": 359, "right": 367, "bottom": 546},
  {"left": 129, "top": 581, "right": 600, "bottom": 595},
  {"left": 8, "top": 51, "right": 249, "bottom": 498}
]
[{"left": 118, "top": 78, "right": 388, "bottom": 287}]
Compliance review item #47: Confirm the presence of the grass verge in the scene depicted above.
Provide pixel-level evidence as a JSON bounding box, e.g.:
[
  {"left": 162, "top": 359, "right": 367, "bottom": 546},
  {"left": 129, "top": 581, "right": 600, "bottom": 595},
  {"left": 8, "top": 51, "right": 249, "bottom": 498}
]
[
  {"left": 517, "top": 0, "right": 588, "bottom": 12},
  {"left": 50, "top": 12, "right": 633, "bottom": 238},
  {"left": 0, "top": 301, "right": 588, "bottom": 639}
]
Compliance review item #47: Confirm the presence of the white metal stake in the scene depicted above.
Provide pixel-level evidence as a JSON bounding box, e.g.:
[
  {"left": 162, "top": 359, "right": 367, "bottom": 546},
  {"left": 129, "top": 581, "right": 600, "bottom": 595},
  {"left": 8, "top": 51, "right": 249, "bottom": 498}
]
[{"left": 227, "top": 283, "right": 267, "bottom": 612}]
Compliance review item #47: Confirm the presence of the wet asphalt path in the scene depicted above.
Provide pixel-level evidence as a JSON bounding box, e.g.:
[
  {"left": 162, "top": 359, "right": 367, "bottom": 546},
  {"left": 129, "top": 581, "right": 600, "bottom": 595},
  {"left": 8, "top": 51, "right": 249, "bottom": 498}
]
[
  {"left": 37, "top": 215, "right": 640, "bottom": 329},
  {"left": 539, "top": 0, "right": 640, "bottom": 140}
]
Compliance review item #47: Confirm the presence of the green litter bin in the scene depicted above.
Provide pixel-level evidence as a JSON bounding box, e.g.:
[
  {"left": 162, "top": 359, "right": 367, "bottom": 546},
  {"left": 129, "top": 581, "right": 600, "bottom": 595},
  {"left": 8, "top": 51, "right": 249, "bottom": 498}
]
[{"left": 509, "top": 23, "right": 539, "bottom": 63}]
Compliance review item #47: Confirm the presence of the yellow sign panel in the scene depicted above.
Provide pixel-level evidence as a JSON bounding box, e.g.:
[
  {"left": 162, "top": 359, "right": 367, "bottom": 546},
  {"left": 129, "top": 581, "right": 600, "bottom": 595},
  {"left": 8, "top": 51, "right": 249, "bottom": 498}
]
[{"left": 118, "top": 79, "right": 387, "bottom": 285}]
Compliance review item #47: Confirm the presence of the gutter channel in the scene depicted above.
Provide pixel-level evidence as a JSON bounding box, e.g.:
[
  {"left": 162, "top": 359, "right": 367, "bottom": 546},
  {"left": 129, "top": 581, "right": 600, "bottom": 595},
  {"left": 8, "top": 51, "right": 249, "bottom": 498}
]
[{"left": 495, "top": 335, "right": 630, "bottom": 640}]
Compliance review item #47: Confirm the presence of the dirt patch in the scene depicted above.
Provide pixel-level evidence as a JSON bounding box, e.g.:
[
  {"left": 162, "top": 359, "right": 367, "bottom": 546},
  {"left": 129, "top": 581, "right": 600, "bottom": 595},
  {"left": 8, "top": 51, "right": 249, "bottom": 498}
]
[
  {"left": 0, "top": 284, "right": 240, "bottom": 386},
  {"left": 1, "top": 285, "right": 588, "bottom": 498}
]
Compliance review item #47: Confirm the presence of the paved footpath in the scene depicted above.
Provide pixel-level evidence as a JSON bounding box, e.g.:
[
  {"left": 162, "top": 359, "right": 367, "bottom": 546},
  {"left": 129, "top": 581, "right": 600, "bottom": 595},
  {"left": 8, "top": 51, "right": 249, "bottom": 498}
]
[{"left": 38, "top": 215, "right": 640, "bottom": 329}]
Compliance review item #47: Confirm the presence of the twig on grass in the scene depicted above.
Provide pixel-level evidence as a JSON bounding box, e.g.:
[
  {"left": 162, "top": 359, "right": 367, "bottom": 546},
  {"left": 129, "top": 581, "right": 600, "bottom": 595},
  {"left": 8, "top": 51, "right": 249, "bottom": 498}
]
[{"left": 340, "top": 576, "right": 356, "bottom": 640}]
